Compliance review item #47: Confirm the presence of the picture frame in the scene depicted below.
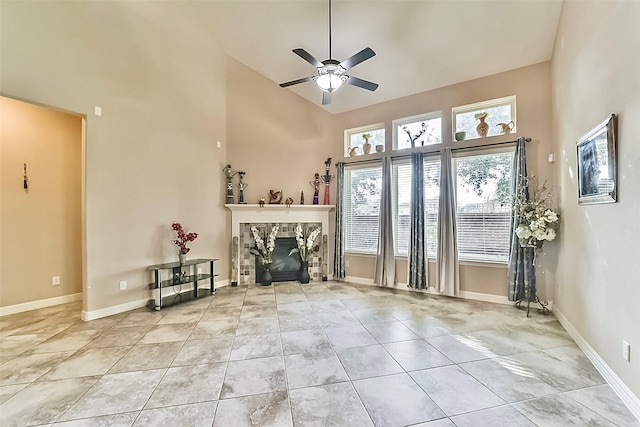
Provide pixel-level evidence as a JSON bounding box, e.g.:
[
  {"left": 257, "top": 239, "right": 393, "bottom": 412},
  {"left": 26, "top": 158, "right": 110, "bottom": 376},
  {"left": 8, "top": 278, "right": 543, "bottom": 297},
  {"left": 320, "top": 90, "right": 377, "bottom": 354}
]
[{"left": 576, "top": 114, "right": 617, "bottom": 205}]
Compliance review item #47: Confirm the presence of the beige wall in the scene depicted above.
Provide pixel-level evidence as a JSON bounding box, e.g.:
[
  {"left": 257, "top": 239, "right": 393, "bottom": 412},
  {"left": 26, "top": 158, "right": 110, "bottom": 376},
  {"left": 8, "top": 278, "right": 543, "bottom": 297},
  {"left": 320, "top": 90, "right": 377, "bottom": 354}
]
[
  {"left": 0, "top": 97, "right": 82, "bottom": 307},
  {"left": 552, "top": 1, "right": 640, "bottom": 397},
  {"left": 226, "top": 58, "right": 336, "bottom": 205},
  {"left": 1, "top": 1, "right": 228, "bottom": 313},
  {"left": 334, "top": 62, "right": 555, "bottom": 299}
]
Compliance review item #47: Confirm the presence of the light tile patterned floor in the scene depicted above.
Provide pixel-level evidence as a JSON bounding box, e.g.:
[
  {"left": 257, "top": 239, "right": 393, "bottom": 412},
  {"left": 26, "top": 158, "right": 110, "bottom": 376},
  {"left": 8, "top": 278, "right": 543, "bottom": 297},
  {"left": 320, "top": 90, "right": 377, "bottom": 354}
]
[{"left": 0, "top": 281, "right": 638, "bottom": 426}]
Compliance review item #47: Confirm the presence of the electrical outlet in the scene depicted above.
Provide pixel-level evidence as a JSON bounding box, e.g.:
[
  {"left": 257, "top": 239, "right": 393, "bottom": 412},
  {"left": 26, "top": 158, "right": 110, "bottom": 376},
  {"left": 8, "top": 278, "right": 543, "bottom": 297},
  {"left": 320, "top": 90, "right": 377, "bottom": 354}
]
[
  {"left": 622, "top": 341, "right": 631, "bottom": 362},
  {"left": 345, "top": 260, "right": 350, "bottom": 268},
  {"left": 52, "top": 276, "right": 60, "bottom": 286},
  {"left": 119, "top": 280, "right": 127, "bottom": 291}
]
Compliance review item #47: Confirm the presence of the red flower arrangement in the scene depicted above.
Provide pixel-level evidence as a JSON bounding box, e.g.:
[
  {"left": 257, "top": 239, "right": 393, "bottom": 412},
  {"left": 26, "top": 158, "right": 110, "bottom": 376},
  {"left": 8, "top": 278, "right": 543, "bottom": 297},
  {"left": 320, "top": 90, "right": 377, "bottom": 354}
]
[{"left": 172, "top": 222, "right": 198, "bottom": 254}]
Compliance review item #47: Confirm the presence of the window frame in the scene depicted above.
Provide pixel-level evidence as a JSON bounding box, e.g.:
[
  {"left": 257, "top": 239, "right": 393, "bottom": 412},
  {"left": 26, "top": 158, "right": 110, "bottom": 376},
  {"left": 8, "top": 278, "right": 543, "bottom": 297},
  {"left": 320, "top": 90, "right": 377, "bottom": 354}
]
[
  {"left": 392, "top": 111, "right": 443, "bottom": 151},
  {"left": 344, "top": 162, "right": 383, "bottom": 255},
  {"left": 344, "top": 123, "right": 385, "bottom": 157},
  {"left": 392, "top": 155, "right": 441, "bottom": 259},
  {"left": 452, "top": 145, "right": 515, "bottom": 264},
  {"left": 452, "top": 96, "right": 517, "bottom": 141}
]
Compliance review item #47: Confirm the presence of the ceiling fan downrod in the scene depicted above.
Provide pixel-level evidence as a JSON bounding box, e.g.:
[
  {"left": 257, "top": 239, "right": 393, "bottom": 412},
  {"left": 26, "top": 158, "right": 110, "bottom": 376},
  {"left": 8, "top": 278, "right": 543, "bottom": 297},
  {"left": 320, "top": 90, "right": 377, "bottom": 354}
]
[{"left": 328, "top": 0, "right": 332, "bottom": 60}]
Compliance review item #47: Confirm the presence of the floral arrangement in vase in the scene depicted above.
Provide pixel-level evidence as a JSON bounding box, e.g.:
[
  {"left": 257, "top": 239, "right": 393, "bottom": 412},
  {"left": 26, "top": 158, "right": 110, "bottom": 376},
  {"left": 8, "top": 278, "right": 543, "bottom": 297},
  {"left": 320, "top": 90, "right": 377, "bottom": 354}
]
[
  {"left": 514, "top": 179, "right": 560, "bottom": 248},
  {"left": 172, "top": 222, "right": 198, "bottom": 254},
  {"left": 249, "top": 225, "right": 279, "bottom": 265},
  {"left": 289, "top": 224, "right": 321, "bottom": 262}
]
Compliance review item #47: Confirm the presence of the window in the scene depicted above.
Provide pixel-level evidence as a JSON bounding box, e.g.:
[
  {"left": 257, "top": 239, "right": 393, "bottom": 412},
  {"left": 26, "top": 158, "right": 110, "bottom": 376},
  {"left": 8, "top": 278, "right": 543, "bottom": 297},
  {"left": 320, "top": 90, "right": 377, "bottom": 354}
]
[
  {"left": 345, "top": 165, "right": 382, "bottom": 254},
  {"left": 454, "top": 150, "right": 514, "bottom": 262},
  {"left": 393, "top": 157, "right": 440, "bottom": 257},
  {"left": 344, "top": 123, "right": 385, "bottom": 157},
  {"left": 453, "top": 96, "right": 516, "bottom": 140},
  {"left": 393, "top": 112, "right": 442, "bottom": 150}
]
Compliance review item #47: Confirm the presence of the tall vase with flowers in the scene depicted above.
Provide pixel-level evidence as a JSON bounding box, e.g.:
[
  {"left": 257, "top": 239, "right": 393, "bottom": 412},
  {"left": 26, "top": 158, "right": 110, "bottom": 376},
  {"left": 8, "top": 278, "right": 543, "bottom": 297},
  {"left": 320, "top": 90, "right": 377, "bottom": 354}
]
[
  {"left": 250, "top": 225, "right": 279, "bottom": 285},
  {"left": 513, "top": 178, "right": 559, "bottom": 314},
  {"left": 289, "top": 224, "right": 321, "bottom": 284},
  {"left": 514, "top": 179, "right": 560, "bottom": 249},
  {"left": 172, "top": 222, "right": 198, "bottom": 264}
]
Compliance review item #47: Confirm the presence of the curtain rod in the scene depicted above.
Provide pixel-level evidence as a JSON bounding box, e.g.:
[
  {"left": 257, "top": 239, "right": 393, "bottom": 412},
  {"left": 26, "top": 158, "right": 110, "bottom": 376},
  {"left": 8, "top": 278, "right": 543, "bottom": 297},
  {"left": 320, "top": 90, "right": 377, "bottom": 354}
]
[{"left": 339, "top": 137, "right": 531, "bottom": 166}]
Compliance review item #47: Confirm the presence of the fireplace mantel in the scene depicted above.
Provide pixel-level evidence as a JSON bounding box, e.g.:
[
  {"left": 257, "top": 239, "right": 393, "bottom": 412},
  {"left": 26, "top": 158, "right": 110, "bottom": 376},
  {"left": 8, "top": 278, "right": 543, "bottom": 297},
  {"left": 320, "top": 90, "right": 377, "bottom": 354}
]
[{"left": 225, "top": 204, "right": 334, "bottom": 228}]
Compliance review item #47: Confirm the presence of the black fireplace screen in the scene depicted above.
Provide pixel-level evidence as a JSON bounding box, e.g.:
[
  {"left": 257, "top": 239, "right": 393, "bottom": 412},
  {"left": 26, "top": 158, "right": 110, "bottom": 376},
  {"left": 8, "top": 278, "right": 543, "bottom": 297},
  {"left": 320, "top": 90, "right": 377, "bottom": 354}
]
[{"left": 255, "top": 237, "right": 301, "bottom": 282}]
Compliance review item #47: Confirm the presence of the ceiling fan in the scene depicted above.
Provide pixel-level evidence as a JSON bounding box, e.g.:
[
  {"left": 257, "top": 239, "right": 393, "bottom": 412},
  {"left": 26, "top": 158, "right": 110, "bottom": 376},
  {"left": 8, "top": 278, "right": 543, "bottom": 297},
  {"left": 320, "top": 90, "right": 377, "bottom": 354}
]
[{"left": 279, "top": 0, "right": 379, "bottom": 105}]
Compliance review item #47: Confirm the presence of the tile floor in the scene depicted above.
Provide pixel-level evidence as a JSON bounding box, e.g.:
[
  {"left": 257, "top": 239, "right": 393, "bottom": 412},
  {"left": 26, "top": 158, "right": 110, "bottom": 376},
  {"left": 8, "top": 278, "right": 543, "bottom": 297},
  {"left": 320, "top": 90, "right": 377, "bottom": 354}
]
[{"left": 0, "top": 281, "right": 638, "bottom": 427}]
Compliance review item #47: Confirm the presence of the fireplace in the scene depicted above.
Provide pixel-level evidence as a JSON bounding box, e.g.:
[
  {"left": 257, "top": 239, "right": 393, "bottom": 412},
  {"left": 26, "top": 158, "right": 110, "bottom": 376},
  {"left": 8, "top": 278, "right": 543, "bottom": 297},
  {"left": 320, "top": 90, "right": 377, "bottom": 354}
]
[
  {"left": 255, "top": 237, "right": 302, "bottom": 283},
  {"left": 225, "top": 204, "right": 334, "bottom": 285}
]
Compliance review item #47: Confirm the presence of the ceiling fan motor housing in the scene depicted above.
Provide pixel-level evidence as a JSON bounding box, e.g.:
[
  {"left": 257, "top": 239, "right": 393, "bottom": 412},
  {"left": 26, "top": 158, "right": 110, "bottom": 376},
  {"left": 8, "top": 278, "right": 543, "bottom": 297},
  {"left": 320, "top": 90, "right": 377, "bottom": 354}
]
[{"left": 316, "top": 61, "right": 348, "bottom": 92}]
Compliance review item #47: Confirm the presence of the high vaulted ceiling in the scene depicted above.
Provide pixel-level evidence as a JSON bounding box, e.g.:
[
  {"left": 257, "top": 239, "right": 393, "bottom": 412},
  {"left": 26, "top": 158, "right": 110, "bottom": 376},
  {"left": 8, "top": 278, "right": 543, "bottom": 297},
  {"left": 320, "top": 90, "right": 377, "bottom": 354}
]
[{"left": 191, "top": 0, "right": 563, "bottom": 114}]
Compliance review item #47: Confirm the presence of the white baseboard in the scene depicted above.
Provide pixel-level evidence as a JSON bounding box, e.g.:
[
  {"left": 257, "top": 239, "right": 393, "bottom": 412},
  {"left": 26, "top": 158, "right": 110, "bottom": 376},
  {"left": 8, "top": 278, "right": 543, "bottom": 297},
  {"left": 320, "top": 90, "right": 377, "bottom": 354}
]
[
  {"left": 342, "top": 276, "right": 552, "bottom": 308},
  {"left": 216, "top": 279, "right": 230, "bottom": 288},
  {"left": 80, "top": 279, "right": 232, "bottom": 321},
  {"left": 81, "top": 298, "right": 149, "bottom": 321},
  {"left": 344, "top": 276, "right": 374, "bottom": 286},
  {"left": 555, "top": 308, "right": 640, "bottom": 420},
  {"left": 0, "top": 293, "right": 83, "bottom": 317},
  {"left": 458, "top": 290, "right": 511, "bottom": 305}
]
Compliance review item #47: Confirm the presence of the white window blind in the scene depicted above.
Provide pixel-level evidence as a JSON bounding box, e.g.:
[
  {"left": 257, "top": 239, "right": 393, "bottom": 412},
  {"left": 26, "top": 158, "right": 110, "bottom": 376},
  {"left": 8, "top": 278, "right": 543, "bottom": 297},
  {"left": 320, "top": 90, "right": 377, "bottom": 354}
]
[
  {"left": 454, "top": 151, "right": 514, "bottom": 262},
  {"left": 393, "top": 158, "right": 440, "bottom": 257},
  {"left": 345, "top": 165, "right": 382, "bottom": 254},
  {"left": 393, "top": 162, "right": 411, "bottom": 256},
  {"left": 424, "top": 158, "right": 441, "bottom": 257}
]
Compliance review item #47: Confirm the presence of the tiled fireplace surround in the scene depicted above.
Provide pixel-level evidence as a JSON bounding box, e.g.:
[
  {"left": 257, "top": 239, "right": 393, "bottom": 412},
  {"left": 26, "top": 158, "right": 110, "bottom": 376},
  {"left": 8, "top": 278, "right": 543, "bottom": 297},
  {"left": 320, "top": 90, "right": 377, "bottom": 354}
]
[{"left": 226, "top": 205, "right": 334, "bottom": 285}]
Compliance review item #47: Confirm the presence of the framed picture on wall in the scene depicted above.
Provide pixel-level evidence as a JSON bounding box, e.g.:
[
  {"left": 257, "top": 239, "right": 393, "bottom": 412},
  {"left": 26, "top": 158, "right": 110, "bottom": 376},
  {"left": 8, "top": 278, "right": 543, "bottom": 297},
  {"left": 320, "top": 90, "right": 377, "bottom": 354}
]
[{"left": 576, "top": 114, "right": 617, "bottom": 205}]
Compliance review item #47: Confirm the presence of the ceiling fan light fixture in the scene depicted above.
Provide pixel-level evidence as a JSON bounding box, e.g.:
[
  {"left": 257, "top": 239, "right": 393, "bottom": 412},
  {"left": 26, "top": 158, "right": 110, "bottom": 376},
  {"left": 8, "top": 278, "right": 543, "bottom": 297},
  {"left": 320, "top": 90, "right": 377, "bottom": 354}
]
[{"left": 315, "top": 71, "right": 346, "bottom": 92}]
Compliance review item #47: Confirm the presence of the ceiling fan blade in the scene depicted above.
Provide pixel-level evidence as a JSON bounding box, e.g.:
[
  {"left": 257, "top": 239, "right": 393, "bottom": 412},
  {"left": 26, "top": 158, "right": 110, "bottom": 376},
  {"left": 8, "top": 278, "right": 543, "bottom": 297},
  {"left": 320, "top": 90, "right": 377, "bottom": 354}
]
[
  {"left": 293, "top": 48, "right": 323, "bottom": 68},
  {"left": 322, "top": 91, "right": 332, "bottom": 105},
  {"left": 346, "top": 76, "right": 379, "bottom": 91},
  {"left": 279, "top": 76, "right": 315, "bottom": 88},
  {"left": 339, "top": 47, "right": 376, "bottom": 70}
]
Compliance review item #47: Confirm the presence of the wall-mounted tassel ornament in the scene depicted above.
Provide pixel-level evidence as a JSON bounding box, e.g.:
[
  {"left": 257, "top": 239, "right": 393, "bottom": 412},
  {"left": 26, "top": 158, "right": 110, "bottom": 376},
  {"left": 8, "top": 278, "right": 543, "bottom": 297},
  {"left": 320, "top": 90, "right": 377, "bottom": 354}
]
[{"left": 23, "top": 163, "right": 28, "bottom": 189}]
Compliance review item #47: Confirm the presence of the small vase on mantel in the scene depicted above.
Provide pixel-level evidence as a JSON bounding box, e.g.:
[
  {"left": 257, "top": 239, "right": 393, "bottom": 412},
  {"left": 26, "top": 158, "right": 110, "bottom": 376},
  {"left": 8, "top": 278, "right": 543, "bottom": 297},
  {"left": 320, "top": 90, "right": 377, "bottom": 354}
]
[
  {"left": 299, "top": 261, "right": 310, "bottom": 284},
  {"left": 179, "top": 252, "right": 187, "bottom": 265},
  {"left": 262, "top": 267, "right": 273, "bottom": 286}
]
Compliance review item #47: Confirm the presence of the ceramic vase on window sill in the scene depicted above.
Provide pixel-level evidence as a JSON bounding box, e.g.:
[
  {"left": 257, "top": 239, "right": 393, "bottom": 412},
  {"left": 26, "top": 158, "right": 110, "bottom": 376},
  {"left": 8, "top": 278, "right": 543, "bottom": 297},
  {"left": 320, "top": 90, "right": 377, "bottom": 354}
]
[
  {"left": 476, "top": 116, "right": 489, "bottom": 138},
  {"left": 362, "top": 141, "right": 372, "bottom": 155}
]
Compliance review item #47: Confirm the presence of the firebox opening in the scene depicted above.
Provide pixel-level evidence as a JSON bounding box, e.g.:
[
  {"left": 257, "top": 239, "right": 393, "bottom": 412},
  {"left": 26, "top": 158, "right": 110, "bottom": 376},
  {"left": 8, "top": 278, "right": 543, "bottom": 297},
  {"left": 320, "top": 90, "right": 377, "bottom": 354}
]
[{"left": 255, "top": 237, "right": 301, "bottom": 283}]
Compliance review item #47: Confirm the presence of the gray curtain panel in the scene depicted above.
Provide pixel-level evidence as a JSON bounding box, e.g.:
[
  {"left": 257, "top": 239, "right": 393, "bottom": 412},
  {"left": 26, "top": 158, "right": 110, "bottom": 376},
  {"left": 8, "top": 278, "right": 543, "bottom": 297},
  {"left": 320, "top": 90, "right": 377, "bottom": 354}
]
[
  {"left": 333, "top": 162, "right": 346, "bottom": 280},
  {"left": 508, "top": 137, "right": 536, "bottom": 301},
  {"left": 408, "top": 152, "right": 427, "bottom": 290},
  {"left": 374, "top": 157, "right": 397, "bottom": 287},
  {"left": 436, "top": 147, "right": 460, "bottom": 296}
]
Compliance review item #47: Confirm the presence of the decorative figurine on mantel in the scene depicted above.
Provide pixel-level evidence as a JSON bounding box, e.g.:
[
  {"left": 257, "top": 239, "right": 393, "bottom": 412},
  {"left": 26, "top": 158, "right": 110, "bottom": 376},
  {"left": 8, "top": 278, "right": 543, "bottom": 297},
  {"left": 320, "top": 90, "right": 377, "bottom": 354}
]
[
  {"left": 285, "top": 197, "right": 294, "bottom": 207},
  {"left": 237, "top": 171, "right": 247, "bottom": 204},
  {"left": 321, "top": 158, "right": 334, "bottom": 205},
  {"left": 300, "top": 191, "right": 305, "bottom": 205},
  {"left": 223, "top": 164, "right": 237, "bottom": 204},
  {"left": 310, "top": 173, "right": 321, "bottom": 205},
  {"left": 259, "top": 198, "right": 265, "bottom": 207},
  {"left": 269, "top": 190, "right": 283, "bottom": 204}
]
